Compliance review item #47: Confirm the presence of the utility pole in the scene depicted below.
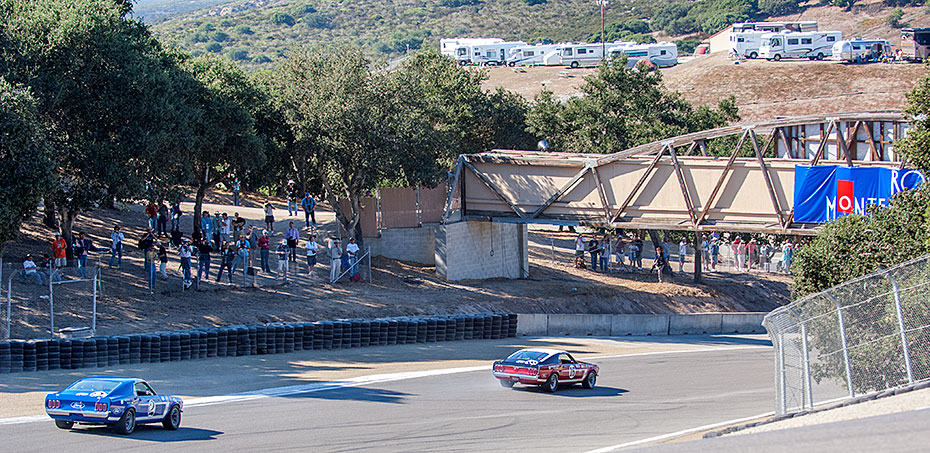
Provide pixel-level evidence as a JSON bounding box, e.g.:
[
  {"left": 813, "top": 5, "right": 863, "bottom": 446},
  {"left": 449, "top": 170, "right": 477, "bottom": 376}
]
[{"left": 598, "top": 0, "right": 609, "bottom": 59}]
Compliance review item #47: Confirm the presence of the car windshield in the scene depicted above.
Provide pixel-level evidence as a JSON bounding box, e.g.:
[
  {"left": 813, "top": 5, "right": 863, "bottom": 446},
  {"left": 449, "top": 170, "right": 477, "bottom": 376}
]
[
  {"left": 503, "top": 350, "right": 549, "bottom": 365},
  {"left": 65, "top": 379, "right": 121, "bottom": 393}
]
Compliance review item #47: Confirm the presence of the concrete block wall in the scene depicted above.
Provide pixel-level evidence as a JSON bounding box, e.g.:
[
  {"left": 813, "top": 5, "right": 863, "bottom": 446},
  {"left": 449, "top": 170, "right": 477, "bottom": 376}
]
[
  {"left": 367, "top": 224, "right": 438, "bottom": 265},
  {"left": 517, "top": 313, "right": 767, "bottom": 336},
  {"left": 436, "top": 221, "right": 529, "bottom": 281}
]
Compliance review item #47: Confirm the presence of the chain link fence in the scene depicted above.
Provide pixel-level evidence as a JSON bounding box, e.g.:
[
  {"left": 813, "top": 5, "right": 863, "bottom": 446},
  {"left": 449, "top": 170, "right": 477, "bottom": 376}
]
[
  {"left": 2, "top": 262, "right": 102, "bottom": 340},
  {"left": 763, "top": 254, "right": 930, "bottom": 415}
]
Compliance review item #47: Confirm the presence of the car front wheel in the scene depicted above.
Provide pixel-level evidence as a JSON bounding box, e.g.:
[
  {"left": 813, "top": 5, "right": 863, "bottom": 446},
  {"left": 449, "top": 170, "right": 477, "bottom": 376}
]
[
  {"left": 582, "top": 371, "right": 597, "bottom": 389},
  {"left": 114, "top": 408, "right": 135, "bottom": 435},
  {"left": 749, "top": 52, "right": 758, "bottom": 59},
  {"left": 163, "top": 404, "right": 181, "bottom": 430},
  {"left": 544, "top": 373, "right": 559, "bottom": 393},
  {"left": 54, "top": 420, "right": 74, "bottom": 430}
]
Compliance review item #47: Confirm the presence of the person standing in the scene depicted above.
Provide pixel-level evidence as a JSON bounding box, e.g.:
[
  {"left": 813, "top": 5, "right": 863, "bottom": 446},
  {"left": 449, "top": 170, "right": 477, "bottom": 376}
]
[
  {"left": 747, "top": 238, "right": 758, "bottom": 271},
  {"left": 145, "top": 202, "right": 158, "bottom": 231},
  {"left": 285, "top": 221, "right": 300, "bottom": 261},
  {"left": 109, "top": 225, "right": 124, "bottom": 268},
  {"left": 301, "top": 193, "right": 317, "bottom": 228},
  {"left": 652, "top": 247, "right": 668, "bottom": 283},
  {"left": 264, "top": 202, "right": 275, "bottom": 233},
  {"left": 574, "top": 234, "right": 586, "bottom": 269},
  {"left": 196, "top": 238, "right": 213, "bottom": 283},
  {"left": 171, "top": 202, "right": 182, "bottom": 232},
  {"left": 232, "top": 212, "right": 245, "bottom": 241},
  {"left": 247, "top": 225, "right": 260, "bottom": 268},
  {"left": 346, "top": 237, "right": 360, "bottom": 279},
  {"left": 614, "top": 235, "right": 627, "bottom": 272},
  {"left": 678, "top": 238, "right": 688, "bottom": 272},
  {"left": 232, "top": 237, "right": 250, "bottom": 283},
  {"left": 200, "top": 211, "right": 214, "bottom": 247},
  {"left": 73, "top": 232, "right": 102, "bottom": 278},
  {"left": 145, "top": 244, "right": 158, "bottom": 292},
  {"left": 179, "top": 238, "right": 193, "bottom": 289},
  {"left": 232, "top": 178, "right": 241, "bottom": 207},
  {"left": 701, "top": 234, "right": 709, "bottom": 265},
  {"left": 630, "top": 239, "right": 642, "bottom": 271},
  {"left": 211, "top": 211, "right": 221, "bottom": 250},
  {"left": 710, "top": 239, "right": 720, "bottom": 272},
  {"left": 219, "top": 213, "right": 231, "bottom": 245},
  {"left": 587, "top": 236, "right": 599, "bottom": 271},
  {"left": 157, "top": 202, "right": 168, "bottom": 236},
  {"left": 258, "top": 230, "right": 271, "bottom": 273},
  {"left": 305, "top": 234, "right": 319, "bottom": 277},
  {"left": 51, "top": 233, "right": 67, "bottom": 270},
  {"left": 276, "top": 240, "right": 289, "bottom": 278},
  {"left": 286, "top": 181, "right": 298, "bottom": 216},
  {"left": 782, "top": 240, "right": 794, "bottom": 273},
  {"left": 599, "top": 235, "right": 610, "bottom": 272},
  {"left": 157, "top": 242, "right": 169, "bottom": 280},
  {"left": 216, "top": 242, "right": 235, "bottom": 284},
  {"left": 329, "top": 239, "right": 343, "bottom": 282}
]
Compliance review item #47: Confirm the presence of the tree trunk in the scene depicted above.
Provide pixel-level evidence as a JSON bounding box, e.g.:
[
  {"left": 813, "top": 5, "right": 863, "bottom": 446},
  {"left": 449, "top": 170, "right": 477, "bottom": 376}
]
[
  {"left": 693, "top": 230, "right": 703, "bottom": 284},
  {"left": 43, "top": 197, "right": 58, "bottom": 229},
  {"left": 57, "top": 206, "right": 80, "bottom": 260},
  {"left": 192, "top": 166, "right": 210, "bottom": 238}
]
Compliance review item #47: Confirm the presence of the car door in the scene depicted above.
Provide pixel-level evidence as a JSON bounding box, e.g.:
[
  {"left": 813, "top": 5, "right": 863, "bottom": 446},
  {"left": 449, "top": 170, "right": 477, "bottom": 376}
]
[
  {"left": 556, "top": 353, "right": 576, "bottom": 381},
  {"left": 133, "top": 382, "right": 158, "bottom": 421}
]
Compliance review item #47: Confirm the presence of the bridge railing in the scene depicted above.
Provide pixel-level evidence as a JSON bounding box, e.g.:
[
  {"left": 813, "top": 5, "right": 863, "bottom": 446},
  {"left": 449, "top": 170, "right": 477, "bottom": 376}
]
[{"left": 763, "top": 254, "right": 930, "bottom": 415}]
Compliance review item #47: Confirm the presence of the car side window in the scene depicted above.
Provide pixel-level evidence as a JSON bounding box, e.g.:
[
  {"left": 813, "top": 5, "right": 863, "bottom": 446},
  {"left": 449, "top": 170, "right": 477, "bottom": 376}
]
[
  {"left": 134, "top": 382, "right": 156, "bottom": 396},
  {"left": 560, "top": 354, "right": 572, "bottom": 364},
  {"left": 542, "top": 355, "right": 558, "bottom": 365}
]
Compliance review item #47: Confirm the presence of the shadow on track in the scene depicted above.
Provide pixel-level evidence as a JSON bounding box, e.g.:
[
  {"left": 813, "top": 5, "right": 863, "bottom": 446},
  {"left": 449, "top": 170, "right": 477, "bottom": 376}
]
[
  {"left": 509, "top": 385, "right": 629, "bottom": 398},
  {"left": 66, "top": 425, "right": 223, "bottom": 442},
  {"left": 280, "top": 386, "right": 411, "bottom": 404}
]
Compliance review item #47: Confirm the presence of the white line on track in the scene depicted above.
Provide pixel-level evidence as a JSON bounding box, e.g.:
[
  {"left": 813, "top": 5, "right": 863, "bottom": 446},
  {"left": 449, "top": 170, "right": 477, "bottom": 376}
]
[{"left": 0, "top": 344, "right": 769, "bottom": 426}]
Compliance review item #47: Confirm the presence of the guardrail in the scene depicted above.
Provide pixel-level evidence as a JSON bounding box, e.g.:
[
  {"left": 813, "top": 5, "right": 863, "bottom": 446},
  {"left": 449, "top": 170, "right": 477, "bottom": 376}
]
[
  {"left": 0, "top": 313, "right": 517, "bottom": 374},
  {"left": 763, "top": 254, "right": 930, "bottom": 415}
]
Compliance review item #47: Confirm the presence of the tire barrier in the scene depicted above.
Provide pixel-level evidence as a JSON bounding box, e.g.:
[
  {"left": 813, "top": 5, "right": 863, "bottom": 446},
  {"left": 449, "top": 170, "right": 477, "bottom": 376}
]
[{"left": 0, "top": 313, "right": 516, "bottom": 374}]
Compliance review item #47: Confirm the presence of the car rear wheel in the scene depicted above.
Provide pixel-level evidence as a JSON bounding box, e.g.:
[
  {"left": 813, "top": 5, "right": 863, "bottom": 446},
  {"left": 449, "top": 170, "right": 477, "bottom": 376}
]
[
  {"left": 162, "top": 404, "right": 181, "bottom": 430},
  {"left": 570, "top": 61, "right": 579, "bottom": 69},
  {"left": 544, "top": 373, "right": 559, "bottom": 393},
  {"left": 749, "top": 52, "right": 758, "bottom": 59},
  {"left": 54, "top": 420, "right": 74, "bottom": 430},
  {"left": 773, "top": 54, "right": 782, "bottom": 61},
  {"left": 582, "top": 371, "right": 597, "bottom": 389},
  {"left": 499, "top": 379, "right": 515, "bottom": 388},
  {"left": 816, "top": 53, "right": 824, "bottom": 61},
  {"left": 114, "top": 408, "right": 135, "bottom": 435}
]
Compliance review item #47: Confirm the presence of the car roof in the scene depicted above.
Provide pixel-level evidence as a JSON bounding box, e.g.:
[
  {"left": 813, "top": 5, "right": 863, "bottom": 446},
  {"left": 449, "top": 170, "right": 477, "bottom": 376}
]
[
  {"left": 80, "top": 376, "right": 142, "bottom": 383},
  {"left": 514, "top": 348, "right": 566, "bottom": 356}
]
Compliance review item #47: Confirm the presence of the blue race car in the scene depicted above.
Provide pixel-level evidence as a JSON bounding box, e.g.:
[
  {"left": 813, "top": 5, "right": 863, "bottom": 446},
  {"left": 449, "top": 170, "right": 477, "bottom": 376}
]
[{"left": 45, "top": 377, "right": 183, "bottom": 435}]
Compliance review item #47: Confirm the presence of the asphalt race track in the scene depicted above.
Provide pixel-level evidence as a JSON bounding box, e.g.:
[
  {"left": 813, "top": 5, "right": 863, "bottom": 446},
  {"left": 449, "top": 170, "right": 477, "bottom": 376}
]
[{"left": 1, "top": 344, "right": 775, "bottom": 452}]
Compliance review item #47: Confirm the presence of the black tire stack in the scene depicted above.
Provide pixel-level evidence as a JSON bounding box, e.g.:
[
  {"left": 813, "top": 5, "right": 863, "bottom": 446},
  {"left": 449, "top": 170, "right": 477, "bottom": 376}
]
[{"left": 0, "top": 313, "right": 517, "bottom": 373}]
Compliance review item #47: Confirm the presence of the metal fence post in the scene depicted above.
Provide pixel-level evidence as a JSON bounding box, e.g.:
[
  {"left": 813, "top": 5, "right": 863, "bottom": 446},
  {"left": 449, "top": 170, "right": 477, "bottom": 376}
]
[
  {"left": 826, "top": 291, "right": 855, "bottom": 397},
  {"left": 367, "top": 246, "right": 372, "bottom": 283},
  {"left": 789, "top": 307, "right": 814, "bottom": 410},
  {"left": 776, "top": 333, "right": 787, "bottom": 414},
  {"left": 92, "top": 269, "right": 98, "bottom": 337},
  {"left": 879, "top": 268, "right": 914, "bottom": 384},
  {"left": 5, "top": 273, "right": 11, "bottom": 340},
  {"left": 48, "top": 272, "right": 54, "bottom": 338}
]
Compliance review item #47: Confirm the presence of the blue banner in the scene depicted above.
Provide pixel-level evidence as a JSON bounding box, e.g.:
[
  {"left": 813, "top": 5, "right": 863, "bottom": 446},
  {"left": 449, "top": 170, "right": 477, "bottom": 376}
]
[{"left": 793, "top": 166, "right": 924, "bottom": 223}]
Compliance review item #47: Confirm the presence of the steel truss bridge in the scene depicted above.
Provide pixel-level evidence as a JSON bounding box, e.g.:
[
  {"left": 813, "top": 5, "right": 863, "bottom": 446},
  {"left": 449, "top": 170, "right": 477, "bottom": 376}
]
[{"left": 444, "top": 112, "right": 912, "bottom": 236}]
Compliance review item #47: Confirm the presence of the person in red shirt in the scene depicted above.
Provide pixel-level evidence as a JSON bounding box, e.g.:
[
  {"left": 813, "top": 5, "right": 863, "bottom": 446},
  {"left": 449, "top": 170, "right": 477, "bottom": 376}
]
[
  {"left": 51, "top": 233, "right": 68, "bottom": 269},
  {"left": 145, "top": 202, "right": 158, "bottom": 231}
]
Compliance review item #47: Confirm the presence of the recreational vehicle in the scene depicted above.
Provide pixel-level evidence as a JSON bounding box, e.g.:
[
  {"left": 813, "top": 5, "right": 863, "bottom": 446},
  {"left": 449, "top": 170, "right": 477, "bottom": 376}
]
[
  {"left": 759, "top": 31, "right": 841, "bottom": 61},
  {"left": 901, "top": 28, "right": 930, "bottom": 61},
  {"left": 729, "top": 21, "right": 819, "bottom": 58},
  {"left": 831, "top": 39, "right": 892, "bottom": 63},
  {"left": 440, "top": 38, "right": 503, "bottom": 61},
  {"left": 543, "top": 43, "right": 610, "bottom": 67},
  {"left": 464, "top": 41, "right": 527, "bottom": 66},
  {"left": 608, "top": 42, "right": 679, "bottom": 68},
  {"left": 507, "top": 44, "right": 562, "bottom": 66}
]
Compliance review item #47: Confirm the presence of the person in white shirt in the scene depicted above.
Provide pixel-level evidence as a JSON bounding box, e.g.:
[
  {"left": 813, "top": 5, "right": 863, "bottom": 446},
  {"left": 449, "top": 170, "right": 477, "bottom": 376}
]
[
  {"left": 346, "top": 237, "right": 360, "bottom": 278},
  {"left": 330, "top": 239, "right": 342, "bottom": 282},
  {"left": 305, "top": 235, "right": 319, "bottom": 276},
  {"left": 220, "top": 213, "right": 231, "bottom": 244},
  {"left": 574, "top": 234, "right": 586, "bottom": 268},
  {"left": 23, "top": 254, "right": 46, "bottom": 285},
  {"left": 109, "top": 225, "right": 124, "bottom": 268},
  {"left": 678, "top": 238, "right": 688, "bottom": 272}
]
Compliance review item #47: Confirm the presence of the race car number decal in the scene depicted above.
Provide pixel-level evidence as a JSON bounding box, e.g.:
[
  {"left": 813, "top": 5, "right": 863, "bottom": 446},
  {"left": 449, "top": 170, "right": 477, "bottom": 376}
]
[
  {"left": 148, "top": 402, "right": 157, "bottom": 417},
  {"left": 568, "top": 365, "right": 577, "bottom": 379}
]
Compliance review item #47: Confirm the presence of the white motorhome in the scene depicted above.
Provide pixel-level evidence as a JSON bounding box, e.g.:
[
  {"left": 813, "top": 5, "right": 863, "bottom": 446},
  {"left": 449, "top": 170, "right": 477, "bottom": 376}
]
[
  {"left": 759, "top": 31, "right": 842, "bottom": 61},
  {"left": 440, "top": 38, "right": 503, "bottom": 61},
  {"left": 729, "top": 21, "right": 819, "bottom": 59},
  {"left": 831, "top": 38, "right": 893, "bottom": 62},
  {"left": 543, "top": 43, "right": 607, "bottom": 67},
  {"left": 608, "top": 42, "right": 678, "bottom": 67},
  {"left": 464, "top": 41, "right": 527, "bottom": 66},
  {"left": 507, "top": 44, "right": 562, "bottom": 66}
]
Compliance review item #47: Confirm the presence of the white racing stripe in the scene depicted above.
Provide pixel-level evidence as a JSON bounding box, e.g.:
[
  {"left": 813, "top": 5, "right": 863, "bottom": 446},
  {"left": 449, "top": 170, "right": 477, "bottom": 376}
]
[{"left": 0, "top": 344, "right": 768, "bottom": 426}]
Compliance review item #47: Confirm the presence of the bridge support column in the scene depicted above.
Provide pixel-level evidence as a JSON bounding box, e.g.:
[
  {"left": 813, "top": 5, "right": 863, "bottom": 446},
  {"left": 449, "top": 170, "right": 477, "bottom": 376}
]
[
  {"left": 694, "top": 230, "right": 703, "bottom": 284},
  {"left": 435, "top": 221, "right": 529, "bottom": 281}
]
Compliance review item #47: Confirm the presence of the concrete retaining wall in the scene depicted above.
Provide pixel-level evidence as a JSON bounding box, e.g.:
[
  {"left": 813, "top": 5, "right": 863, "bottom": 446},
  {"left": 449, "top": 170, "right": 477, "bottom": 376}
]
[
  {"left": 517, "top": 313, "right": 766, "bottom": 337},
  {"left": 435, "top": 221, "right": 528, "bottom": 281},
  {"left": 367, "top": 224, "right": 438, "bottom": 265}
]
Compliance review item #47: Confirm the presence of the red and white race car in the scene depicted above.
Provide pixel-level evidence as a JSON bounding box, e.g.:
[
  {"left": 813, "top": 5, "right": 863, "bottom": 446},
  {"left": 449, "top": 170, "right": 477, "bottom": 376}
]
[{"left": 491, "top": 348, "right": 598, "bottom": 392}]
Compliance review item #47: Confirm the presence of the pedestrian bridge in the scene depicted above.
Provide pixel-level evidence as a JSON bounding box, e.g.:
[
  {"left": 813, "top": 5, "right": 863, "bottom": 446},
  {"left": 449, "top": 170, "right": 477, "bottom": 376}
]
[{"left": 444, "top": 111, "right": 912, "bottom": 235}]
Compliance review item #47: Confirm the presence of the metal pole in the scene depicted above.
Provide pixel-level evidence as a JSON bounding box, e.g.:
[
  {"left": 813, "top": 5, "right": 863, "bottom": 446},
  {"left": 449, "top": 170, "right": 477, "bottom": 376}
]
[
  {"left": 600, "top": 3, "right": 605, "bottom": 60},
  {"left": 92, "top": 270, "right": 97, "bottom": 337},
  {"left": 799, "top": 320, "right": 814, "bottom": 409},
  {"left": 826, "top": 291, "right": 855, "bottom": 397},
  {"left": 6, "top": 274, "right": 11, "bottom": 340},
  {"left": 880, "top": 268, "right": 914, "bottom": 383},
  {"left": 367, "top": 246, "right": 372, "bottom": 283},
  {"left": 49, "top": 271, "right": 54, "bottom": 338},
  {"left": 777, "top": 333, "right": 787, "bottom": 414}
]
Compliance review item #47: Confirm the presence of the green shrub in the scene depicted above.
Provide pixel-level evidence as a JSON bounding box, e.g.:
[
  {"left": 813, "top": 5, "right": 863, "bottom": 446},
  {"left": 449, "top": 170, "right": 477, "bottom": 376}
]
[
  {"left": 199, "top": 23, "right": 215, "bottom": 32},
  {"left": 304, "top": 12, "right": 332, "bottom": 29},
  {"left": 676, "top": 39, "right": 702, "bottom": 54},
  {"left": 253, "top": 54, "right": 272, "bottom": 64},
  {"left": 271, "top": 12, "right": 296, "bottom": 26},
  {"left": 205, "top": 42, "right": 222, "bottom": 53},
  {"left": 211, "top": 31, "right": 229, "bottom": 42},
  {"left": 439, "top": 0, "right": 482, "bottom": 6},
  {"left": 219, "top": 19, "right": 232, "bottom": 27},
  {"left": 758, "top": 0, "right": 802, "bottom": 15},
  {"left": 228, "top": 49, "right": 250, "bottom": 61},
  {"left": 524, "top": 0, "right": 547, "bottom": 4},
  {"left": 883, "top": 0, "right": 922, "bottom": 5},
  {"left": 235, "top": 25, "right": 254, "bottom": 35},
  {"left": 887, "top": 8, "right": 907, "bottom": 28}
]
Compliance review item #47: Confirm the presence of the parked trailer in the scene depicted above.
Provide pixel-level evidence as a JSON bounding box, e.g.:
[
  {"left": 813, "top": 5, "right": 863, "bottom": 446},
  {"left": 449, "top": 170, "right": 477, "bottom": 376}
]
[
  {"left": 901, "top": 28, "right": 930, "bottom": 61},
  {"left": 831, "top": 39, "right": 892, "bottom": 63},
  {"left": 729, "top": 21, "right": 819, "bottom": 59},
  {"left": 608, "top": 42, "right": 678, "bottom": 68},
  {"left": 760, "top": 31, "right": 842, "bottom": 61},
  {"left": 462, "top": 41, "right": 527, "bottom": 66},
  {"left": 507, "top": 44, "right": 562, "bottom": 66},
  {"left": 543, "top": 43, "right": 636, "bottom": 68}
]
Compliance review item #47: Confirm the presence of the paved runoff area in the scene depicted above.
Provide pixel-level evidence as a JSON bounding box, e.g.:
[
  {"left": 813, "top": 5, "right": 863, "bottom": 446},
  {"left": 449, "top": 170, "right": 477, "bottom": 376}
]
[{"left": 1, "top": 334, "right": 776, "bottom": 451}]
